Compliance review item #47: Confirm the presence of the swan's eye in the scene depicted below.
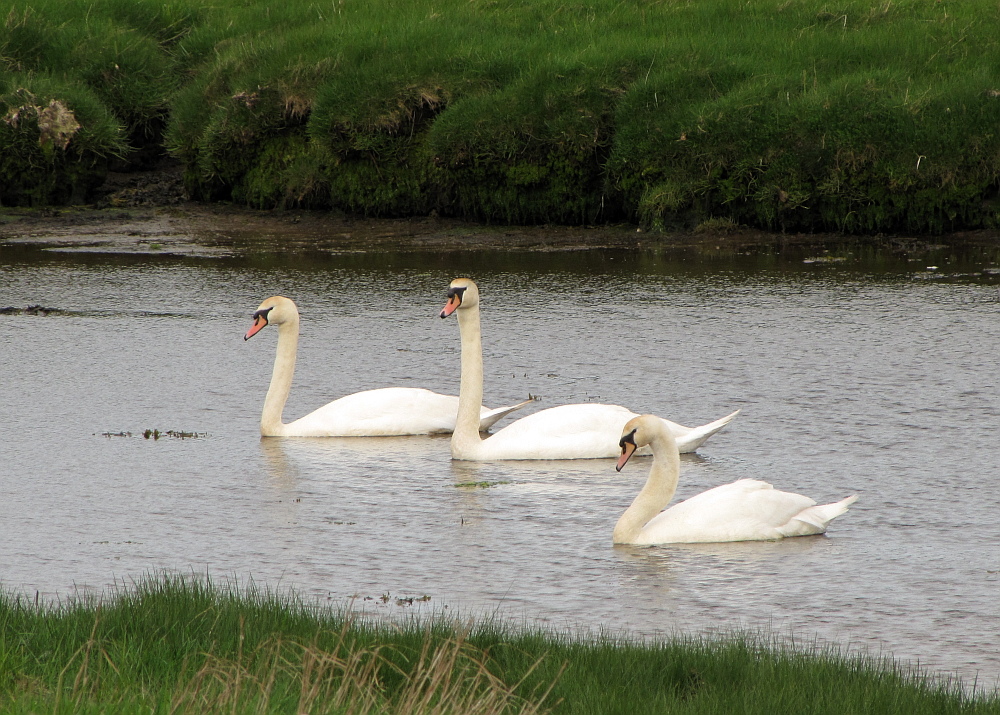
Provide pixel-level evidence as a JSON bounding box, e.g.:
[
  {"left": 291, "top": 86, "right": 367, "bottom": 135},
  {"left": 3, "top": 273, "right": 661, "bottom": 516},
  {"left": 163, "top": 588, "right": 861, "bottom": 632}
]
[
  {"left": 619, "top": 429, "right": 637, "bottom": 451},
  {"left": 252, "top": 306, "right": 274, "bottom": 322},
  {"left": 446, "top": 286, "right": 467, "bottom": 303}
]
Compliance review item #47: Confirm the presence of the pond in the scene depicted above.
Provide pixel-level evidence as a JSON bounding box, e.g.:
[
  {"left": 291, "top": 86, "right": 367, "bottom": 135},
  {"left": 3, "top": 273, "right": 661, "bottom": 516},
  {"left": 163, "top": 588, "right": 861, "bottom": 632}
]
[{"left": 2, "top": 221, "right": 999, "bottom": 691}]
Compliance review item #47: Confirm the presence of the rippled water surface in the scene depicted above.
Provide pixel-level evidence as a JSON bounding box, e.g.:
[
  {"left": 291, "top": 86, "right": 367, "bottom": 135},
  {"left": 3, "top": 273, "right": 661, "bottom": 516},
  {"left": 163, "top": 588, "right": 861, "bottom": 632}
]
[{"left": 2, "top": 234, "right": 999, "bottom": 689}]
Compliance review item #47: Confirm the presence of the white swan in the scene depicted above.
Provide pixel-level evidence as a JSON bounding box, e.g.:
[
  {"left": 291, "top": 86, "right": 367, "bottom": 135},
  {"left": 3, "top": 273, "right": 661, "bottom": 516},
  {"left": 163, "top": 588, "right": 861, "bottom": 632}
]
[
  {"left": 244, "top": 295, "right": 532, "bottom": 437},
  {"left": 440, "top": 278, "right": 739, "bottom": 460},
  {"left": 613, "top": 414, "right": 858, "bottom": 544}
]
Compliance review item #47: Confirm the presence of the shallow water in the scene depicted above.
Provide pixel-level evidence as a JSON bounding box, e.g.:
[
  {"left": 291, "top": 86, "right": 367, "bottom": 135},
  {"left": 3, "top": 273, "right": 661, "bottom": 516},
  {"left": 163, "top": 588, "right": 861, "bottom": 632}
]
[{"left": 2, "top": 234, "right": 999, "bottom": 690}]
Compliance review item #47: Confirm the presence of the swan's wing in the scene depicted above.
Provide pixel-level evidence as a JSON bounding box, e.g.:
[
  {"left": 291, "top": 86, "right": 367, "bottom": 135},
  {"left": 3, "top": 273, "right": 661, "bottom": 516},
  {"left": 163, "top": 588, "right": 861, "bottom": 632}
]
[
  {"left": 639, "top": 479, "right": 821, "bottom": 543},
  {"left": 477, "top": 396, "right": 539, "bottom": 432},
  {"left": 776, "top": 494, "right": 858, "bottom": 537},
  {"left": 473, "top": 403, "right": 737, "bottom": 460},
  {"left": 287, "top": 388, "right": 462, "bottom": 436},
  {"left": 482, "top": 403, "right": 639, "bottom": 459},
  {"left": 665, "top": 410, "right": 740, "bottom": 453},
  {"left": 285, "top": 387, "right": 535, "bottom": 436}
]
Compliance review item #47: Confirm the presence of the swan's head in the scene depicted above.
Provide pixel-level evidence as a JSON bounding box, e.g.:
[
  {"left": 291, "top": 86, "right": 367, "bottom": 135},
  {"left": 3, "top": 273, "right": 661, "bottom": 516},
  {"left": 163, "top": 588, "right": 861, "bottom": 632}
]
[
  {"left": 616, "top": 415, "right": 658, "bottom": 471},
  {"left": 440, "top": 278, "right": 480, "bottom": 318},
  {"left": 244, "top": 296, "right": 299, "bottom": 340}
]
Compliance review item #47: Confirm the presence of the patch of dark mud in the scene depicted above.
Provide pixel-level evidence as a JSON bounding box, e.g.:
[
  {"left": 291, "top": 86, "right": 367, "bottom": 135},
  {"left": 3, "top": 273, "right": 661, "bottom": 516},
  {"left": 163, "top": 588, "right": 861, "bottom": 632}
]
[{"left": 93, "top": 158, "right": 188, "bottom": 209}]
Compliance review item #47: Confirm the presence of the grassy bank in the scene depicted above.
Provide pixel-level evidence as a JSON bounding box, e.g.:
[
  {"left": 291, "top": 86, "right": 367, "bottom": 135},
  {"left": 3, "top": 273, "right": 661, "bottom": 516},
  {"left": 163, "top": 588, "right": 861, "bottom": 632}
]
[
  {"left": 2, "top": 0, "right": 1000, "bottom": 232},
  {"left": 1, "top": 574, "right": 996, "bottom": 714}
]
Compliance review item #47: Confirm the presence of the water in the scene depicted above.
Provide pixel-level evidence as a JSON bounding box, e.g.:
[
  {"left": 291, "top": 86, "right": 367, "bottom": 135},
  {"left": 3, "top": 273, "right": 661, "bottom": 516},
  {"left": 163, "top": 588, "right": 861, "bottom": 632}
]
[{"left": 2, "top": 231, "right": 999, "bottom": 691}]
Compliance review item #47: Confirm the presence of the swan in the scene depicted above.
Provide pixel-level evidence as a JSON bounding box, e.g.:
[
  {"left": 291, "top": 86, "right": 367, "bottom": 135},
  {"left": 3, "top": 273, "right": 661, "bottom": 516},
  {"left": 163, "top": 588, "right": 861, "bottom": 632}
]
[
  {"left": 244, "top": 295, "right": 532, "bottom": 437},
  {"left": 440, "top": 278, "right": 739, "bottom": 460},
  {"left": 613, "top": 414, "right": 858, "bottom": 544}
]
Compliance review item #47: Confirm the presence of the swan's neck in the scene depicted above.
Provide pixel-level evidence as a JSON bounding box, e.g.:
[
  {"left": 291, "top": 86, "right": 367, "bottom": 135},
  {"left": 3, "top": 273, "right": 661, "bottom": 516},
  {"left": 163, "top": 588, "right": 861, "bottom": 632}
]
[
  {"left": 613, "top": 430, "right": 680, "bottom": 543},
  {"left": 260, "top": 318, "right": 298, "bottom": 436},
  {"left": 451, "top": 305, "right": 485, "bottom": 458}
]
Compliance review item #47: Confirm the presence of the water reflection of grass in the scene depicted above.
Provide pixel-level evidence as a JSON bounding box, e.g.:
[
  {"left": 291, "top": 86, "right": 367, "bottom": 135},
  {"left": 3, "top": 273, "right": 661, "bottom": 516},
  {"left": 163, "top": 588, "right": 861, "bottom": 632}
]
[{"left": 1, "top": 575, "right": 995, "bottom": 714}]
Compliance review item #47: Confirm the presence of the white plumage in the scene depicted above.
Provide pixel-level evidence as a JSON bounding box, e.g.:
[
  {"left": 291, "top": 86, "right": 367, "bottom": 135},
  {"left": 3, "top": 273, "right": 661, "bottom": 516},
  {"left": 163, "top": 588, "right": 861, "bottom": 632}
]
[
  {"left": 613, "top": 414, "right": 858, "bottom": 544},
  {"left": 441, "top": 278, "right": 739, "bottom": 460},
  {"left": 245, "top": 295, "right": 531, "bottom": 437}
]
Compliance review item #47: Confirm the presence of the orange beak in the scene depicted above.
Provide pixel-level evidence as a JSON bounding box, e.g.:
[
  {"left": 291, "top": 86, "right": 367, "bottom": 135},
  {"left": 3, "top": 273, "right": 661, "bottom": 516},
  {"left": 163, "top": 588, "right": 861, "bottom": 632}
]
[
  {"left": 616, "top": 441, "right": 637, "bottom": 472},
  {"left": 244, "top": 315, "right": 267, "bottom": 341},
  {"left": 440, "top": 294, "right": 461, "bottom": 318}
]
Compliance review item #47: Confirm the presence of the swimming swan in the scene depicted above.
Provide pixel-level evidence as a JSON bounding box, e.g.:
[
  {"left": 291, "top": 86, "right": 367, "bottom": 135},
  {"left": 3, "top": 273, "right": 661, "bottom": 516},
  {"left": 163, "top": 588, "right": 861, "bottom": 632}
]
[
  {"left": 440, "top": 278, "right": 739, "bottom": 460},
  {"left": 614, "top": 414, "right": 858, "bottom": 544},
  {"left": 245, "top": 295, "right": 532, "bottom": 437}
]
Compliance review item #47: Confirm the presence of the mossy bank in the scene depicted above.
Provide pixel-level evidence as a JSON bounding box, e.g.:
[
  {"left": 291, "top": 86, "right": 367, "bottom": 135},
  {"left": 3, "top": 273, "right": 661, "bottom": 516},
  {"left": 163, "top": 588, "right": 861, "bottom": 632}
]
[{"left": 2, "top": 0, "right": 1000, "bottom": 234}]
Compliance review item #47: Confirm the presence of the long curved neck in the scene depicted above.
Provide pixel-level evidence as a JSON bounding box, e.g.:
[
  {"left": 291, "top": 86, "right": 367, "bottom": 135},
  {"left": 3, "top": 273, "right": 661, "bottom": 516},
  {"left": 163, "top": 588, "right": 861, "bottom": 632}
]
[
  {"left": 260, "top": 318, "right": 299, "bottom": 436},
  {"left": 613, "top": 429, "right": 680, "bottom": 543},
  {"left": 451, "top": 304, "right": 485, "bottom": 458}
]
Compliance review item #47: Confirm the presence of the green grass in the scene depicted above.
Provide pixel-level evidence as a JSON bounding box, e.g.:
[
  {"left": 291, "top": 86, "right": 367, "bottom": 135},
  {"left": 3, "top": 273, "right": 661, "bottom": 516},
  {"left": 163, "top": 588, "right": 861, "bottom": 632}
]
[
  {"left": 2, "top": 0, "right": 1000, "bottom": 231},
  {"left": 1, "top": 574, "right": 996, "bottom": 714}
]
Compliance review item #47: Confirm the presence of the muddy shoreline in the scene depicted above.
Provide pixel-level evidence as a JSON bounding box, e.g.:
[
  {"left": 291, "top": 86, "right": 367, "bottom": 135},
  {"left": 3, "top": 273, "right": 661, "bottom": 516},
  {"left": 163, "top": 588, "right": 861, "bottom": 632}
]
[
  {"left": 6, "top": 202, "right": 999, "bottom": 254},
  {"left": 0, "top": 202, "right": 794, "bottom": 252},
  {"left": 2, "top": 166, "right": 999, "bottom": 254}
]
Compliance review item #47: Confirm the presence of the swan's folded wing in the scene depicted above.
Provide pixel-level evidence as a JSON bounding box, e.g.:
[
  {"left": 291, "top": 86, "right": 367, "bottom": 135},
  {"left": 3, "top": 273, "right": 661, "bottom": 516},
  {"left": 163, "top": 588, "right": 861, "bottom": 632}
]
[
  {"left": 666, "top": 409, "right": 740, "bottom": 453},
  {"left": 483, "top": 403, "right": 639, "bottom": 459},
  {"left": 478, "top": 396, "right": 539, "bottom": 431},
  {"left": 777, "top": 494, "right": 858, "bottom": 537},
  {"left": 289, "top": 387, "right": 461, "bottom": 436},
  {"left": 645, "top": 480, "right": 818, "bottom": 542}
]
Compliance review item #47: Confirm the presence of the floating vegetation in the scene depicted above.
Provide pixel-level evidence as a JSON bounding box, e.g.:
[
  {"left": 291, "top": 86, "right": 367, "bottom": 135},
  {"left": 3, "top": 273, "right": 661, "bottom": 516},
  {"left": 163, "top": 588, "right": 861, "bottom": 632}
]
[
  {"left": 395, "top": 595, "right": 432, "bottom": 607},
  {"left": 454, "top": 480, "right": 511, "bottom": 489},
  {"left": 361, "top": 592, "right": 432, "bottom": 607},
  {"left": 0, "top": 305, "right": 58, "bottom": 315},
  {"left": 143, "top": 429, "right": 206, "bottom": 440},
  {"left": 99, "top": 430, "right": 206, "bottom": 440}
]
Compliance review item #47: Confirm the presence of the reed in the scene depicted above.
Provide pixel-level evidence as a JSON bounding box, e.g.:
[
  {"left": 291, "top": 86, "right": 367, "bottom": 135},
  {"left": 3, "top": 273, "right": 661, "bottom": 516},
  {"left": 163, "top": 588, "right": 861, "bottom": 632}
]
[
  {"left": 2, "top": 0, "right": 999, "bottom": 231},
  {"left": 1, "top": 574, "right": 996, "bottom": 714}
]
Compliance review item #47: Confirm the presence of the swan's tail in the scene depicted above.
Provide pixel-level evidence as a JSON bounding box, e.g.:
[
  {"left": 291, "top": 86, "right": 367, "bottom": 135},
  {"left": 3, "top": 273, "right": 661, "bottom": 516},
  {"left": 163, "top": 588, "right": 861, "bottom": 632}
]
[
  {"left": 778, "top": 494, "right": 859, "bottom": 537},
  {"left": 478, "top": 395, "right": 540, "bottom": 432},
  {"left": 669, "top": 409, "right": 740, "bottom": 453}
]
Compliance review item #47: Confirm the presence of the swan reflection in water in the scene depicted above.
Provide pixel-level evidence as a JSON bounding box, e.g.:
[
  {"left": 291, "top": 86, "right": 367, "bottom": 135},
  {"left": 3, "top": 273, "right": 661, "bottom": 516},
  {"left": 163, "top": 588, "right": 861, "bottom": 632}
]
[{"left": 259, "top": 434, "right": 451, "bottom": 484}]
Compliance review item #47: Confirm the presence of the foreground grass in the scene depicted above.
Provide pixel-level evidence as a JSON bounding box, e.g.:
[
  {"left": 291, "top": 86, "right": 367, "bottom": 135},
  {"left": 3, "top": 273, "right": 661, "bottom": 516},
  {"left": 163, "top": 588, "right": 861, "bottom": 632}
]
[
  {"left": 0, "top": 575, "right": 996, "bottom": 714},
  {"left": 2, "top": 0, "right": 1000, "bottom": 231}
]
